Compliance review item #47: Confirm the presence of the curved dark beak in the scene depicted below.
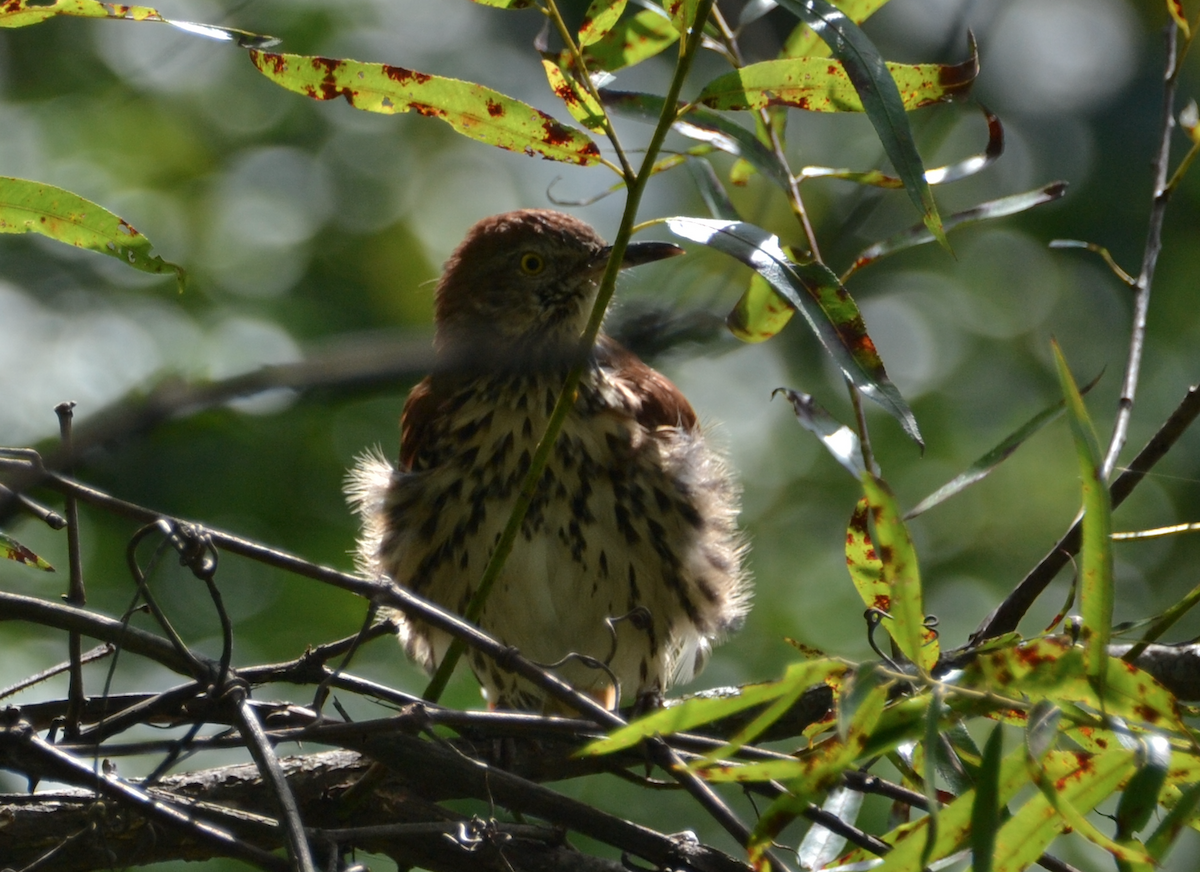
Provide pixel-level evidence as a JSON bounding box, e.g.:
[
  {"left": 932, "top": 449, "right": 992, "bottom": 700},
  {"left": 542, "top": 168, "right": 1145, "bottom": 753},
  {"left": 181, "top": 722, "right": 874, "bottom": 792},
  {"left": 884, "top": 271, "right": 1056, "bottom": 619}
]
[{"left": 592, "top": 240, "right": 685, "bottom": 274}]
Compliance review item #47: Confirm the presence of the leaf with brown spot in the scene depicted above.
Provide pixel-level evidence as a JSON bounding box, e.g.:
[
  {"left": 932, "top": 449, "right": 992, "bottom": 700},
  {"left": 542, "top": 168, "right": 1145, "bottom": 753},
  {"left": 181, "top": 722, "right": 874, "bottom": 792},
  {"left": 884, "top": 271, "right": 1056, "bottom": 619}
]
[
  {"left": 782, "top": 0, "right": 888, "bottom": 58},
  {"left": 580, "top": 8, "right": 679, "bottom": 72},
  {"left": 578, "top": 0, "right": 627, "bottom": 46},
  {"left": 666, "top": 216, "right": 922, "bottom": 444},
  {"left": 0, "top": 177, "right": 184, "bottom": 288},
  {"left": 248, "top": 51, "right": 601, "bottom": 167},
  {"left": 1, "top": 532, "right": 54, "bottom": 571},
  {"left": 0, "top": 0, "right": 278, "bottom": 45},
  {"left": 541, "top": 56, "right": 606, "bottom": 133}
]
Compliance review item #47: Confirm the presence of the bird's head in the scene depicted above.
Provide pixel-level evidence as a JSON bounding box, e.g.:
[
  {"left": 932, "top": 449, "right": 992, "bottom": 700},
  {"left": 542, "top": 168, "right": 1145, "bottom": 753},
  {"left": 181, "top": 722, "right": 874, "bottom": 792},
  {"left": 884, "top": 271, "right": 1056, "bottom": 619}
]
[{"left": 433, "top": 209, "right": 683, "bottom": 367}]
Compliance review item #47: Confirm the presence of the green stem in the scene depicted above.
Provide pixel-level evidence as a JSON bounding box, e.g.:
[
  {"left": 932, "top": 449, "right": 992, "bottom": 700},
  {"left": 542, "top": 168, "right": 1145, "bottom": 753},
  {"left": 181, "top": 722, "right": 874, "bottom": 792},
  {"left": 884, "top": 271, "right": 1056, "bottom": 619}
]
[{"left": 422, "top": 0, "right": 715, "bottom": 704}]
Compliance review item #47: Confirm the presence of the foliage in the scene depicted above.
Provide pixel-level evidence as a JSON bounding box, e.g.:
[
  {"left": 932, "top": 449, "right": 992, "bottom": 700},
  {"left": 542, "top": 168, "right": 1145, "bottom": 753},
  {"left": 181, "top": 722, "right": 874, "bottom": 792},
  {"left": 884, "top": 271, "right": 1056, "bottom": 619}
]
[{"left": 1, "top": 1, "right": 1200, "bottom": 872}]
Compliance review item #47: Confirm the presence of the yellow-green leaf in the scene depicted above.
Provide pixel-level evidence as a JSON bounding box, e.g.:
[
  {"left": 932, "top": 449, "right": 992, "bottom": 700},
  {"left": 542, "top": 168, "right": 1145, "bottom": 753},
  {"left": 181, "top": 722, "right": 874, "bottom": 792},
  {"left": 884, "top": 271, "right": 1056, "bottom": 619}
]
[
  {"left": 782, "top": 0, "right": 889, "bottom": 58},
  {"left": 0, "top": 177, "right": 184, "bottom": 287},
  {"left": 579, "top": 0, "right": 627, "bottom": 46},
  {"left": 582, "top": 9, "right": 680, "bottom": 72},
  {"left": 248, "top": 51, "right": 601, "bottom": 167},
  {"left": 541, "top": 57, "right": 606, "bottom": 132},
  {"left": 1, "top": 532, "right": 54, "bottom": 571},
  {"left": 697, "top": 53, "right": 976, "bottom": 113}
]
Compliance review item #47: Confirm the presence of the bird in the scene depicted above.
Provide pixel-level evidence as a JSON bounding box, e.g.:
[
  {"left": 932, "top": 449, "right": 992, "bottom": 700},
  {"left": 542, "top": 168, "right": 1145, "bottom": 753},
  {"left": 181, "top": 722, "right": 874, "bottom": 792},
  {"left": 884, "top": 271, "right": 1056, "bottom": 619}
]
[{"left": 347, "top": 209, "right": 750, "bottom": 711}]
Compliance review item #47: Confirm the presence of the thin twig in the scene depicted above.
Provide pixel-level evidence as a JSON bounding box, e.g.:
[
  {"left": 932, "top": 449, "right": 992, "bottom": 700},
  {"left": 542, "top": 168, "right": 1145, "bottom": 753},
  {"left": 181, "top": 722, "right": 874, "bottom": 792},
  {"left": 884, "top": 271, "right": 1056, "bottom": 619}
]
[
  {"left": 1101, "top": 22, "right": 1180, "bottom": 479},
  {"left": 55, "top": 401, "right": 86, "bottom": 740}
]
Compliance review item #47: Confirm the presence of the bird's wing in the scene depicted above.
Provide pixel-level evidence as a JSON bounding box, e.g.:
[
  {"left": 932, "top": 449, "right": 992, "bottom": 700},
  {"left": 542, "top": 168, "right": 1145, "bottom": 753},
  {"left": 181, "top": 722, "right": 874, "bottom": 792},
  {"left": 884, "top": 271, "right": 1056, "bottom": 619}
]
[
  {"left": 596, "top": 335, "right": 698, "bottom": 431},
  {"left": 398, "top": 376, "right": 441, "bottom": 471}
]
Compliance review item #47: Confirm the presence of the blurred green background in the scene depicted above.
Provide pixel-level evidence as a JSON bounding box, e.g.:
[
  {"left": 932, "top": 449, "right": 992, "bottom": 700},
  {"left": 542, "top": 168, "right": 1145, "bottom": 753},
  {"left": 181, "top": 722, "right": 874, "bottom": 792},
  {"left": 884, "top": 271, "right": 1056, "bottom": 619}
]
[{"left": 2, "top": 0, "right": 1200, "bottom": 866}]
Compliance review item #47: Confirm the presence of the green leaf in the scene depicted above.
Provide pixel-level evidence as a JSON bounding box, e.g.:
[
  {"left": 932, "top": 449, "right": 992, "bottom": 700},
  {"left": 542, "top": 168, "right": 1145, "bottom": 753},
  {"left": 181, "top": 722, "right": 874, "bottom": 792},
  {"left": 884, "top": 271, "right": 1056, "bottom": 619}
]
[
  {"left": 904, "top": 364, "right": 1093, "bottom": 520},
  {"left": 774, "top": 388, "right": 865, "bottom": 477},
  {"left": 0, "top": 177, "right": 184, "bottom": 287},
  {"left": 541, "top": 56, "right": 606, "bottom": 132},
  {"left": 0, "top": 532, "right": 54, "bottom": 571},
  {"left": 971, "top": 723, "right": 1005, "bottom": 872},
  {"left": 248, "top": 51, "right": 601, "bottom": 167},
  {"left": 782, "top": 0, "right": 889, "bottom": 58},
  {"left": 664, "top": 217, "right": 922, "bottom": 445},
  {"left": 696, "top": 51, "right": 976, "bottom": 113},
  {"left": 581, "top": 8, "right": 680, "bottom": 72},
  {"left": 797, "top": 786, "right": 863, "bottom": 872},
  {"left": 844, "top": 181, "right": 1067, "bottom": 278},
  {"left": 470, "top": 0, "right": 536, "bottom": 7},
  {"left": 0, "top": 0, "right": 277, "bottom": 45},
  {"left": 1052, "top": 340, "right": 1113, "bottom": 684},
  {"left": 580, "top": 658, "right": 847, "bottom": 756},
  {"left": 861, "top": 474, "right": 938, "bottom": 673},
  {"left": 579, "top": 0, "right": 627, "bottom": 46},
  {"left": 774, "top": 0, "right": 947, "bottom": 246},
  {"left": 1116, "top": 735, "right": 1172, "bottom": 839},
  {"left": 662, "top": 0, "right": 699, "bottom": 32},
  {"left": 1145, "top": 780, "right": 1200, "bottom": 861}
]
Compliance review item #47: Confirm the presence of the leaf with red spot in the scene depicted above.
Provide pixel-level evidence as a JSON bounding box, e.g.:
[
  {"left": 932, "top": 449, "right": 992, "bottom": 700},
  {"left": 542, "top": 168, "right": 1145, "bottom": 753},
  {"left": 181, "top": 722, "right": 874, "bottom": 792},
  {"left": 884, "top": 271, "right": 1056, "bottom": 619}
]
[
  {"left": 774, "top": 0, "right": 948, "bottom": 248},
  {"left": 578, "top": 0, "right": 627, "bottom": 46},
  {"left": 0, "top": 0, "right": 277, "bottom": 45},
  {"left": 1166, "top": 0, "right": 1191, "bottom": 37},
  {"left": 469, "top": 0, "right": 536, "bottom": 7},
  {"left": 861, "top": 475, "right": 938, "bottom": 673},
  {"left": 248, "top": 51, "right": 601, "bottom": 167},
  {"left": 844, "top": 181, "right": 1066, "bottom": 279},
  {"left": 1053, "top": 341, "right": 1113, "bottom": 684},
  {"left": 662, "top": 0, "right": 699, "bottom": 32},
  {"left": 696, "top": 46, "right": 977, "bottom": 113},
  {"left": 1, "top": 532, "right": 54, "bottom": 571},
  {"left": 665, "top": 217, "right": 922, "bottom": 445},
  {"left": 541, "top": 57, "right": 606, "bottom": 132},
  {"left": 580, "top": 8, "right": 679, "bottom": 72},
  {"left": 0, "top": 177, "right": 184, "bottom": 288}
]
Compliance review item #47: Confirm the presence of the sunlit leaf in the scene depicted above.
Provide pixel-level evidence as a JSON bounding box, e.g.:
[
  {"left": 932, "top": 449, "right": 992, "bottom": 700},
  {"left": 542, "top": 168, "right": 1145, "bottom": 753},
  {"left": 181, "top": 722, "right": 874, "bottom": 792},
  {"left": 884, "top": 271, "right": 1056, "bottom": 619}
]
[
  {"left": 782, "top": 0, "right": 888, "bottom": 58},
  {"left": 0, "top": 177, "right": 184, "bottom": 287},
  {"left": 664, "top": 217, "right": 922, "bottom": 444},
  {"left": 602, "top": 90, "right": 790, "bottom": 190},
  {"left": 0, "top": 0, "right": 277, "bottom": 45},
  {"left": 1116, "top": 735, "right": 1172, "bottom": 839},
  {"left": 862, "top": 474, "right": 938, "bottom": 673},
  {"left": 797, "top": 785, "right": 863, "bottom": 870},
  {"left": 905, "top": 368, "right": 1098, "bottom": 520},
  {"left": 775, "top": 388, "right": 865, "bottom": 477},
  {"left": 1182, "top": 99, "right": 1199, "bottom": 143},
  {"left": 541, "top": 57, "right": 606, "bottom": 132},
  {"left": 1166, "top": 0, "right": 1192, "bottom": 37},
  {"left": 579, "top": 0, "right": 627, "bottom": 45},
  {"left": 845, "top": 181, "right": 1067, "bottom": 279},
  {"left": 663, "top": 0, "right": 699, "bottom": 32},
  {"left": 248, "top": 51, "right": 601, "bottom": 166},
  {"left": 729, "top": 264, "right": 797, "bottom": 343},
  {"left": 774, "top": 0, "right": 947, "bottom": 246},
  {"left": 1052, "top": 341, "right": 1113, "bottom": 684},
  {"left": 0, "top": 532, "right": 54, "bottom": 572},
  {"left": 580, "top": 659, "right": 847, "bottom": 756},
  {"left": 580, "top": 8, "right": 680, "bottom": 71},
  {"left": 470, "top": 0, "right": 536, "bottom": 7},
  {"left": 697, "top": 50, "right": 976, "bottom": 113}
]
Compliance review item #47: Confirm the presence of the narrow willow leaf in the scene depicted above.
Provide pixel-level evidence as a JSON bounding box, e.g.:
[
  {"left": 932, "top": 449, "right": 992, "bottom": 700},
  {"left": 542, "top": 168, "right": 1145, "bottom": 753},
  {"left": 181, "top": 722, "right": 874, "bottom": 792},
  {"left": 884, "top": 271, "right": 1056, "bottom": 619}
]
[
  {"left": 971, "top": 723, "right": 1004, "bottom": 872},
  {"left": 862, "top": 474, "right": 938, "bottom": 673},
  {"left": 581, "top": 8, "right": 679, "bottom": 72},
  {"left": 0, "top": 532, "right": 54, "bottom": 571},
  {"left": 905, "top": 367, "right": 1100, "bottom": 520},
  {"left": 775, "top": 388, "right": 865, "bottom": 477},
  {"left": 697, "top": 50, "right": 976, "bottom": 113},
  {"left": 1116, "top": 735, "right": 1172, "bottom": 839},
  {"left": 248, "top": 51, "right": 601, "bottom": 166},
  {"left": 601, "top": 90, "right": 790, "bottom": 189},
  {"left": 1049, "top": 239, "right": 1137, "bottom": 288},
  {"left": 797, "top": 785, "right": 863, "bottom": 871},
  {"left": 783, "top": 0, "right": 888, "bottom": 58},
  {"left": 665, "top": 217, "right": 922, "bottom": 444},
  {"left": 729, "top": 261, "right": 796, "bottom": 342},
  {"left": 579, "top": 0, "right": 627, "bottom": 45},
  {"left": 1052, "top": 341, "right": 1113, "bottom": 684},
  {"left": 1145, "top": 780, "right": 1200, "bottom": 861},
  {"left": 1166, "top": 0, "right": 1191, "bottom": 38},
  {"left": 0, "top": 177, "right": 184, "bottom": 287},
  {"left": 541, "top": 57, "right": 606, "bottom": 132},
  {"left": 581, "top": 658, "right": 847, "bottom": 756},
  {"left": 803, "top": 103, "right": 1003, "bottom": 192},
  {"left": 470, "top": 0, "right": 536, "bottom": 7},
  {"left": 0, "top": 0, "right": 278, "bottom": 45},
  {"left": 845, "top": 181, "right": 1067, "bottom": 278},
  {"left": 846, "top": 496, "right": 885, "bottom": 607},
  {"left": 685, "top": 157, "right": 740, "bottom": 221},
  {"left": 774, "top": 0, "right": 947, "bottom": 246}
]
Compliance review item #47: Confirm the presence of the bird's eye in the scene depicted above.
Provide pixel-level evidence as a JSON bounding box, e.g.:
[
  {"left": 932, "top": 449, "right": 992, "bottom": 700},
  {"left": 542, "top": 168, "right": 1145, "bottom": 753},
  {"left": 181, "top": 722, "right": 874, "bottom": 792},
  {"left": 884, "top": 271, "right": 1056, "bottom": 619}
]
[{"left": 519, "top": 252, "right": 545, "bottom": 275}]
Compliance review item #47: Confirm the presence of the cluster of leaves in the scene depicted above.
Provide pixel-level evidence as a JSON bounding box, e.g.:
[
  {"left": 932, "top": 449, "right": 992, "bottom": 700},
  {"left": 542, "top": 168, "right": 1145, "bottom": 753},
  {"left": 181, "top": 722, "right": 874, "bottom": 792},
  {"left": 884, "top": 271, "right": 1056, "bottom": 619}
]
[{"left": 4, "top": 1, "right": 1200, "bottom": 871}]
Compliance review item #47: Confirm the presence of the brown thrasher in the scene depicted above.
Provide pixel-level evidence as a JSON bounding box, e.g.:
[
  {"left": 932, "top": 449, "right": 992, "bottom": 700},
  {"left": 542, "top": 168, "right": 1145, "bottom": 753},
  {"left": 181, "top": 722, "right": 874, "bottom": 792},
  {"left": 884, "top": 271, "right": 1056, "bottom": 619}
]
[{"left": 348, "top": 209, "right": 750, "bottom": 710}]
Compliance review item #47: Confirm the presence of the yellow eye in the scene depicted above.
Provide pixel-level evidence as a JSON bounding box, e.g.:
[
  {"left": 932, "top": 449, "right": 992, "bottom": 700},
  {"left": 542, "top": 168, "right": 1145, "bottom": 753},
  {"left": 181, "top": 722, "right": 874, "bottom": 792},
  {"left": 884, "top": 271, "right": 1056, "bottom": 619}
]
[{"left": 519, "top": 252, "right": 545, "bottom": 275}]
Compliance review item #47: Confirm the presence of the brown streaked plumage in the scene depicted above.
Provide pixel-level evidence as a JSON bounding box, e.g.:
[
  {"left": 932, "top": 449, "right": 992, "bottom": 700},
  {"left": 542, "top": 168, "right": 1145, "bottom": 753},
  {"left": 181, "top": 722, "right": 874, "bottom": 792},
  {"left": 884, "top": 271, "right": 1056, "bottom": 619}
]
[{"left": 347, "top": 209, "right": 750, "bottom": 710}]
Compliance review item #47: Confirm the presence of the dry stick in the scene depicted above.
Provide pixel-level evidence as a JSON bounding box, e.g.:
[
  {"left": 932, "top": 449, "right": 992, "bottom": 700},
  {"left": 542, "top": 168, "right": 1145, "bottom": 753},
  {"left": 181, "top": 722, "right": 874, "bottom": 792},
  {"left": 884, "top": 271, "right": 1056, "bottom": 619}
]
[
  {"left": 0, "top": 720, "right": 290, "bottom": 871},
  {"left": 55, "top": 401, "right": 86, "bottom": 740},
  {"left": 1101, "top": 22, "right": 1180, "bottom": 481},
  {"left": 973, "top": 384, "right": 1200, "bottom": 641}
]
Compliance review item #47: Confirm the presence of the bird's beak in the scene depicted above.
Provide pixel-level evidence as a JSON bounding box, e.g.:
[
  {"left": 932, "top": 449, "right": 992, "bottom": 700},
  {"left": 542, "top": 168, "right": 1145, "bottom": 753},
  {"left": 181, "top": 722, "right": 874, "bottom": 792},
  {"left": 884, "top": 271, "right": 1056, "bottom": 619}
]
[{"left": 591, "top": 240, "right": 685, "bottom": 274}]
